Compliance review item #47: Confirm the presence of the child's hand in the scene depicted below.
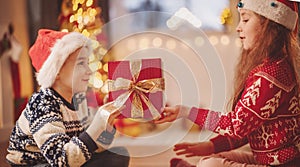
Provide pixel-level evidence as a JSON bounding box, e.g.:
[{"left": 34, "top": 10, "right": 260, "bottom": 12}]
[
  {"left": 86, "top": 102, "right": 121, "bottom": 144},
  {"left": 173, "top": 141, "right": 214, "bottom": 157},
  {"left": 154, "top": 105, "right": 190, "bottom": 124},
  {"left": 98, "top": 102, "right": 122, "bottom": 132}
]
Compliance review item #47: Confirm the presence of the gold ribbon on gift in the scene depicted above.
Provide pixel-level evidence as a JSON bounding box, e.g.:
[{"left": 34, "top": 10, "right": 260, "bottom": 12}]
[{"left": 107, "top": 60, "right": 165, "bottom": 119}]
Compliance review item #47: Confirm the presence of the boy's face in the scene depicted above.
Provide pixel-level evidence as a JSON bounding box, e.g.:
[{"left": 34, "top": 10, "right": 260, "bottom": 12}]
[
  {"left": 236, "top": 9, "right": 262, "bottom": 50},
  {"left": 57, "top": 47, "right": 92, "bottom": 94}
]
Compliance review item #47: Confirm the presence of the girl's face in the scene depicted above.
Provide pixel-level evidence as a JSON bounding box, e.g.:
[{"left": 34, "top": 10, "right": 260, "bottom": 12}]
[
  {"left": 55, "top": 47, "right": 92, "bottom": 95},
  {"left": 236, "top": 9, "right": 262, "bottom": 50}
]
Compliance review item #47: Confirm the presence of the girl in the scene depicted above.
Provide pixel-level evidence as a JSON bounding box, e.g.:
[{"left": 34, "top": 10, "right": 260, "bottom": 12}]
[
  {"left": 6, "top": 29, "right": 129, "bottom": 167},
  {"left": 156, "top": 0, "right": 300, "bottom": 166}
]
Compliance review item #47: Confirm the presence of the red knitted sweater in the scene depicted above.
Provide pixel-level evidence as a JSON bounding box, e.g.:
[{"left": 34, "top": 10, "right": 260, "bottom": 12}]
[{"left": 188, "top": 58, "right": 300, "bottom": 166}]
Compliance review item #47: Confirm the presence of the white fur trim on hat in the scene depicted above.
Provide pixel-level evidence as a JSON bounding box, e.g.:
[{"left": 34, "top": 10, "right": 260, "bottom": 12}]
[
  {"left": 37, "top": 32, "right": 92, "bottom": 88},
  {"left": 239, "top": 0, "right": 298, "bottom": 30}
]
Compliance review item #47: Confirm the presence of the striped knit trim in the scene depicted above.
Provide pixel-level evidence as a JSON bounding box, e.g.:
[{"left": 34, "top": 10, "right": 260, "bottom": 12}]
[
  {"left": 31, "top": 114, "right": 62, "bottom": 134},
  {"left": 71, "top": 136, "right": 92, "bottom": 161},
  {"left": 79, "top": 132, "right": 98, "bottom": 153}
]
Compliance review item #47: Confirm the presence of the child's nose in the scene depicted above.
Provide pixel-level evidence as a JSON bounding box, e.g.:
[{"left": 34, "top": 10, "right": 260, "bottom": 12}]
[
  {"left": 236, "top": 23, "right": 242, "bottom": 32},
  {"left": 86, "top": 66, "right": 93, "bottom": 76}
]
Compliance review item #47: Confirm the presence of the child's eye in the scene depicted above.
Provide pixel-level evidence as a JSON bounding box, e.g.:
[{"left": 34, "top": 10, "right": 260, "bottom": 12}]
[
  {"left": 77, "top": 61, "right": 85, "bottom": 65},
  {"left": 242, "top": 19, "right": 249, "bottom": 23}
]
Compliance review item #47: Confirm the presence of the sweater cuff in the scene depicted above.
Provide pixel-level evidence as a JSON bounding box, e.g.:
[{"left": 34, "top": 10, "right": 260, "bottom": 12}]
[
  {"left": 79, "top": 132, "right": 98, "bottom": 153},
  {"left": 187, "top": 107, "right": 209, "bottom": 127},
  {"left": 97, "top": 126, "right": 116, "bottom": 145},
  {"left": 210, "top": 135, "right": 231, "bottom": 153}
]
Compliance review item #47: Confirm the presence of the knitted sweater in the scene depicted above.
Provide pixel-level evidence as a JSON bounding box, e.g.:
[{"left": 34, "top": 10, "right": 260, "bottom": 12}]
[
  {"left": 188, "top": 58, "right": 300, "bottom": 165},
  {"left": 6, "top": 88, "right": 103, "bottom": 167}
]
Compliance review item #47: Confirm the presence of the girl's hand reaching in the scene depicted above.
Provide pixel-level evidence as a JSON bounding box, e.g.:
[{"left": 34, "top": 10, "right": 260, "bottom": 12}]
[
  {"left": 173, "top": 141, "right": 214, "bottom": 157},
  {"left": 154, "top": 105, "right": 190, "bottom": 124}
]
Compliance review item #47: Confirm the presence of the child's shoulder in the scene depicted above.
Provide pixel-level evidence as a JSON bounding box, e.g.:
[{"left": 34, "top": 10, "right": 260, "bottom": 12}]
[
  {"left": 23, "top": 88, "right": 64, "bottom": 128},
  {"left": 253, "top": 58, "right": 296, "bottom": 92},
  {"left": 28, "top": 88, "right": 62, "bottom": 109}
]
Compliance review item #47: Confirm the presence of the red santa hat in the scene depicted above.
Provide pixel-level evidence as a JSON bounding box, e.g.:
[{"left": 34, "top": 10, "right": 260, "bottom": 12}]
[
  {"left": 237, "top": 0, "right": 298, "bottom": 31},
  {"left": 29, "top": 29, "right": 92, "bottom": 88}
]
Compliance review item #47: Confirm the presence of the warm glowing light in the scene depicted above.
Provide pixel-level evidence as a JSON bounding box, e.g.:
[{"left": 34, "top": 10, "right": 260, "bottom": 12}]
[
  {"left": 89, "top": 61, "right": 102, "bottom": 72},
  {"left": 99, "top": 48, "right": 107, "bottom": 56},
  {"left": 103, "top": 63, "right": 108, "bottom": 72},
  {"left": 194, "top": 36, "right": 205, "bottom": 47},
  {"left": 69, "top": 15, "right": 75, "bottom": 23},
  {"left": 220, "top": 35, "right": 230, "bottom": 45},
  {"left": 78, "top": 8, "right": 83, "bottom": 15},
  {"left": 152, "top": 37, "right": 162, "bottom": 47},
  {"left": 166, "top": 40, "right": 176, "bottom": 49},
  {"left": 86, "top": 0, "right": 93, "bottom": 7},
  {"left": 102, "top": 74, "right": 108, "bottom": 81},
  {"left": 82, "top": 29, "right": 90, "bottom": 37},
  {"left": 166, "top": 16, "right": 182, "bottom": 30},
  {"left": 92, "top": 40, "right": 100, "bottom": 48},
  {"left": 101, "top": 82, "right": 109, "bottom": 93},
  {"left": 73, "top": 3, "right": 78, "bottom": 11},
  {"left": 78, "top": 23, "right": 84, "bottom": 30},
  {"left": 209, "top": 36, "right": 219, "bottom": 46},
  {"left": 89, "top": 53, "right": 96, "bottom": 62},
  {"left": 83, "top": 15, "right": 90, "bottom": 25},
  {"left": 67, "top": 0, "right": 98, "bottom": 32},
  {"left": 61, "top": 29, "right": 69, "bottom": 32},
  {"left": 139, "top": 38, "right": 150, "bottom": 49},
  {"left": 127, "top": 39, "right": 136, "bottom": 51},
  {"left": 78, "top": 15, "right": 83, "bottom": 23},
  {"left": 92, "top": 72, "right": 103, "bottom": 89},
  {"left": 90, "top": 9, "right": 97, "bottom": 16},
  {"left": 95, "top": 71, "right": 102, "bottom": 80}
]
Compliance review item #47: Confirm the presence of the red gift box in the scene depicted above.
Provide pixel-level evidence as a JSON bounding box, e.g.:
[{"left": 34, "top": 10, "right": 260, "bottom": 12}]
[{"left": 107, "top": 58, "right": 164, "bottom": 120}]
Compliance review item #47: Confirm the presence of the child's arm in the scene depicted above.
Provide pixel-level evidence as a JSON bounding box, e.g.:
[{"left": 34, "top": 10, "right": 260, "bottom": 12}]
[
  {"left": 187, "top": 75, "right": 289, "bottom": 139},
  {"left": 210, "top": 135, "right": 248, "bottom": 153},
  {"left": 28, "top": 95, "right": 119, "bottom": 166}
]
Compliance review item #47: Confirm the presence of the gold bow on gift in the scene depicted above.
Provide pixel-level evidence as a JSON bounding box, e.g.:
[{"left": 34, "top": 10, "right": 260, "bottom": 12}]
[{"left": 107, "top": 60, "right": 165, "bottom": 119}]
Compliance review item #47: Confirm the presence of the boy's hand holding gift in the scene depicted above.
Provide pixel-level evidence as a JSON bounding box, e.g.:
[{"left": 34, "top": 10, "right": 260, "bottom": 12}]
[{"left": 85, "top": 102, "right": 121, "bottom": 149}]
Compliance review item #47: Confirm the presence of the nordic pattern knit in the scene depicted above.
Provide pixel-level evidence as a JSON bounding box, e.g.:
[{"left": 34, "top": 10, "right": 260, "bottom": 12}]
[
  {"left": 6, "top": 88, "right": 100, "bottom": 166},
  {"left": 188, "top": 58, "right": 300, "bottom": 166}
]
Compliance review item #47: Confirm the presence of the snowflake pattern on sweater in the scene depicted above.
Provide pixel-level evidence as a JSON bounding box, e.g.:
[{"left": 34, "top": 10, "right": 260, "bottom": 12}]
[
  {"left": 6, "top": 88, "right": 98, "bottom": 167},
  {"left": 188, "top": 58, "right": 300, "bottom": 165}
]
